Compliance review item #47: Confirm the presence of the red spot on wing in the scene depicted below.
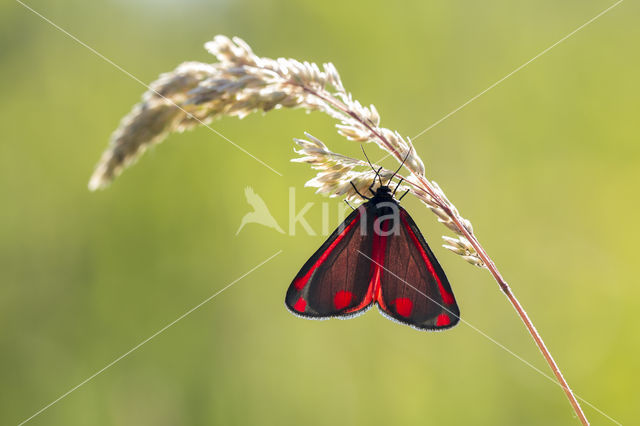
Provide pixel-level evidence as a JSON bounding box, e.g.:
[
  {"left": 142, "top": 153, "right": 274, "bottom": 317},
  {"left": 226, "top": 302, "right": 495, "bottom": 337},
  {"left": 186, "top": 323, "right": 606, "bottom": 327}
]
[
  {"left": 333, "top": 290, "right": 353, "bottom": 310},
  {"left": 436, "top": 314, "right": 451, "bottom": 327},
  {"left": 294, "top": 213, "right": 361, "bottom": 291},
  {"left": 293, "top": 298, "right": 307, "bottom": 312},
  {"left": 392, "top": 298, "right": 413, "bottom": 317},
  {"left": 401, "top": 212, "right": 455, "bottom": 305},
  {"left": 345, "top": 284, "right": 374, "bottom": 314}
]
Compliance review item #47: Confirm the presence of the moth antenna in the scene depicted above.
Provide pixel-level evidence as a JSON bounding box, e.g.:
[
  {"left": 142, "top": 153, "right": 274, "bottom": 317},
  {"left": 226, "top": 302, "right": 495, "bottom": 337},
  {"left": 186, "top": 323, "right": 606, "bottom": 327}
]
[
  {"left": 376, "top": 166, "right": 383, "bottom": 186},
  {"left": 362, "top": 145, "right": 384, "bottom": 192},
  {"left": 368, "top": 166, "right": 384, "bottom": 195},
  {"left": 361, "top": 145, "right": 375, "bottom": 172},
  {"left": 387, "top": 148, "right": 412, "bottom": 186}
]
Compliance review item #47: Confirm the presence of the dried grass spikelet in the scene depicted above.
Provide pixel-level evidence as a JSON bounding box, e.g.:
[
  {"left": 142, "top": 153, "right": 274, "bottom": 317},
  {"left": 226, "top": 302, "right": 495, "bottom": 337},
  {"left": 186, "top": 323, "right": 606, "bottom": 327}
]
[
  {"left": 89, "top": 62, "right": 215, "bottom": 190},
  {"left": 89, "top": 34, "right": 480, "bottom": 268},
  {"left": 90, "top": 35, "right": 423, "bottom": 190},
  {"left": 292, "top": 133, "right": 410, "bottom": 201},
  {"left": 442, "top": 236, "right": 485, "bottom": 267}
]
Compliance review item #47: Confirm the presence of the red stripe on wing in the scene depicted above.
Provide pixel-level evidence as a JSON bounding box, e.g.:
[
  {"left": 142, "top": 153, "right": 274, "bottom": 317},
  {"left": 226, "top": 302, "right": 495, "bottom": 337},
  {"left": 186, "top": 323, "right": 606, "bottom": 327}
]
[
  {"left": 343, "top": 212, "right": 392, "bottom": 314},
  {"left": 293, "top": 212, "right": 361, "bottom": 290},
  {"left": 400, "top": 212, "right": 455, "bottom": 305},
  {"left": 343, "top": 221, "right": 381, "bottom": 314},
  {"left": 372, "top": 218, "right": 391, "bottom": 311}
]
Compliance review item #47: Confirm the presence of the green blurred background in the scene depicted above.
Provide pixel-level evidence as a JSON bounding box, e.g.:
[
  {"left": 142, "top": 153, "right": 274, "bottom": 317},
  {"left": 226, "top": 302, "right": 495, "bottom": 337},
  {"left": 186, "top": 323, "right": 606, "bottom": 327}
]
[{"left": 1, "top": 0, "right": 638, "bottom": 424}]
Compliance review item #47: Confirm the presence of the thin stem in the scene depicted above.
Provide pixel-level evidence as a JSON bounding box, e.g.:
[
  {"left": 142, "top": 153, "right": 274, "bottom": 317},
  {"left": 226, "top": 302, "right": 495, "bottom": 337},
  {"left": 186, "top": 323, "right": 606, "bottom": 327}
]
[
  {"left": 292, "top": 81, "right": 590, "bottom": 424},
  {"left": 441, "top": 195, "right": 590, "bottom": 426},
  {"left": 289, "top": 83, "right": 403, "bottom": 160},
  {"left": 411, "top": 171, "right": 589, "bottom": 425}
]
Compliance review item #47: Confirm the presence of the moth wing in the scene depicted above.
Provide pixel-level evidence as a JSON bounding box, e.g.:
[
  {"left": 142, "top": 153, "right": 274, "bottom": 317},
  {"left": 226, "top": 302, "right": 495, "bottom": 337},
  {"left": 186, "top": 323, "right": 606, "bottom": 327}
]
[
  {"left": 377, "top": 207, "right": 460, "bottom": 330},
  {"left": 285, "top": 207, "right": 376, "bottom": 318}
]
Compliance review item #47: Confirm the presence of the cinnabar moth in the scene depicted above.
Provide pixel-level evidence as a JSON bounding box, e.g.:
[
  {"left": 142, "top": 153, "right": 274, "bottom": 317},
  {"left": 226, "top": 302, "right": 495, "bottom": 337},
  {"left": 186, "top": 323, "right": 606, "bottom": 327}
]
[{"left": 286, "top": 162, "right": 460, "bottom": 331}]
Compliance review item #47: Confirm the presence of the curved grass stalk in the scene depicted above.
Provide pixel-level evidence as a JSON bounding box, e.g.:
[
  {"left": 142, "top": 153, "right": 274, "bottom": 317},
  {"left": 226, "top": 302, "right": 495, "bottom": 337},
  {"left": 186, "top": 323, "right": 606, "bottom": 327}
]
[{"left": 89, "top": 35, "right": 589, "bottom": 425}]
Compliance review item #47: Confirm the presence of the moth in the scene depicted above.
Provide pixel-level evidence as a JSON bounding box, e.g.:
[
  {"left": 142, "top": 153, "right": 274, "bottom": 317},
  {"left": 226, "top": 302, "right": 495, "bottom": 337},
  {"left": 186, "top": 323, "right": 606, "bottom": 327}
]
[{"left": 286, "top": 159, "right": 460, "bottom": 331}]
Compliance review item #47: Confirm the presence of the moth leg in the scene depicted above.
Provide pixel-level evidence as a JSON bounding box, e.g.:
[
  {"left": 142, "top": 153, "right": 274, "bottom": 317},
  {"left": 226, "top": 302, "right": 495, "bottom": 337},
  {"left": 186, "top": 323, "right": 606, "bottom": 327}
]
[
  {"left": 398, "top": 189, "right": 410, "bottom": 201},
  {"left": 344, "top": 200, "right": 356, "bottom": 211},
  {"left": 392, "top": 178, "right": 404, "bottom": 197},
  {"left": 351, "top": 181, "right": 371, "bottom": 200},
  {"left": 368, "top": 166, "right": 383, "bottom": 195}
]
